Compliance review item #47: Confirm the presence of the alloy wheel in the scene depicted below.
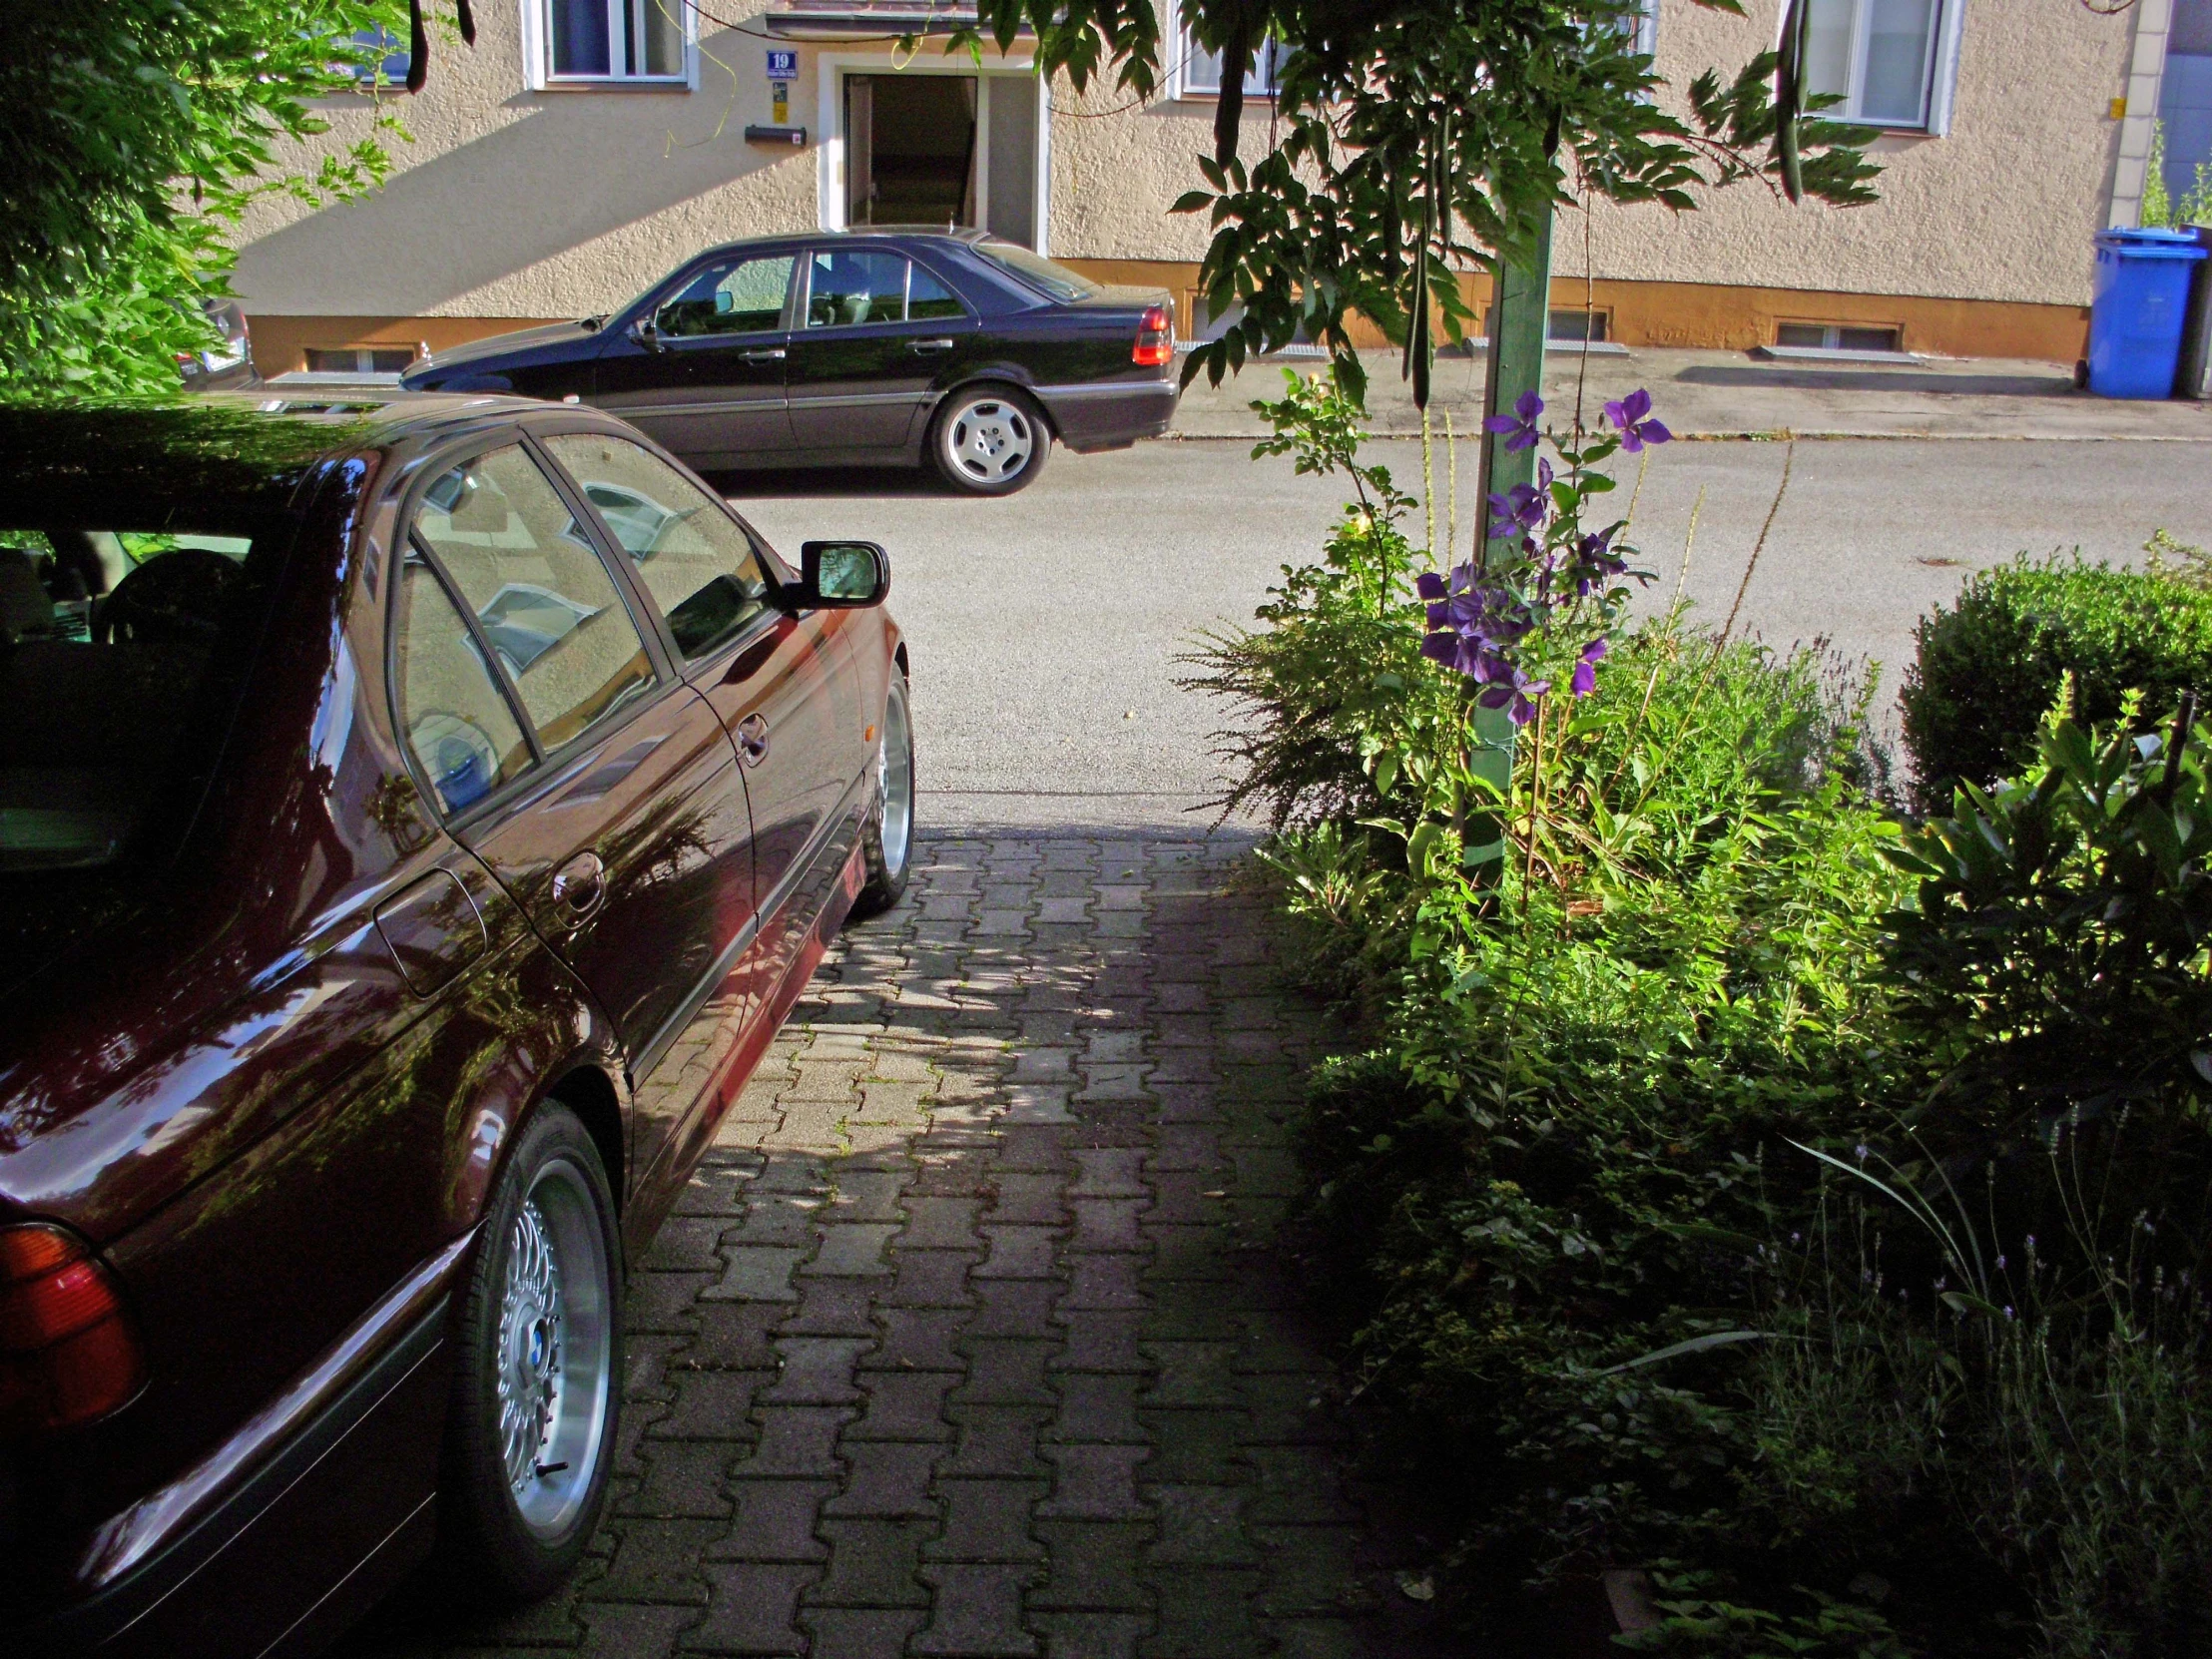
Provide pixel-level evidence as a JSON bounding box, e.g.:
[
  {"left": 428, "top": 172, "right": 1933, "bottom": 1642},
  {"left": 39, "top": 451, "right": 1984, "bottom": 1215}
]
[
  {"left": 876, "top": 680, "right": 913, "bottom": 881},
  {"left": 494, "top": 1156, "right": 613, "bottom": 1541},
  {"left": 944, "top": 399, "right": 1035, "bottom": 486}
]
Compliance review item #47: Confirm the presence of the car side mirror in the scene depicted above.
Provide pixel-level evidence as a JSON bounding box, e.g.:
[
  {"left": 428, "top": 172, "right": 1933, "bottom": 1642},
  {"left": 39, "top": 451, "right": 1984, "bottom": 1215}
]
[
  {"left": 793, "top": 541, "right": 889, "bottom": 609},
  {"left": 627, "top": 316, "right": 665, "bottom": 352}
]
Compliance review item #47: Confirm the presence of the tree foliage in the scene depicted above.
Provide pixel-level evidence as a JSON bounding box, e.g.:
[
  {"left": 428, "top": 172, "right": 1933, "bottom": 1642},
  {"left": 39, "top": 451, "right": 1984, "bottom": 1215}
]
[
  {"left": 0, "top": 0, "right": 408, "bottom": 397},
  {"left": 952, "top": 1, "right": 1880, "bottom": 399}
]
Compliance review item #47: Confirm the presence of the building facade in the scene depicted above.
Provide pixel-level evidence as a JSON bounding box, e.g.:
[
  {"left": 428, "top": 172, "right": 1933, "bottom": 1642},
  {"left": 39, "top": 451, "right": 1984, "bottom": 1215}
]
[{"left": 234, "top": 0, "right": 2185, "bottom": 375}]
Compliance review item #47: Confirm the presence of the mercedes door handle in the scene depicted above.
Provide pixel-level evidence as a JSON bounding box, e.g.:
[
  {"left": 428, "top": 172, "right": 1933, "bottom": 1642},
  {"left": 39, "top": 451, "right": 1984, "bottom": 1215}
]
[
  {"left": 908, "top": 338, "right": 954, "bottom": 354},
  {"left": 736, "top": 713, "right": 771, "bottom": 767},
  {"left": 741, "top": 347, "right": 788, "bottom": 363},
  {"left": 550, "top": 851, "right": 607, "bottom": 921}
]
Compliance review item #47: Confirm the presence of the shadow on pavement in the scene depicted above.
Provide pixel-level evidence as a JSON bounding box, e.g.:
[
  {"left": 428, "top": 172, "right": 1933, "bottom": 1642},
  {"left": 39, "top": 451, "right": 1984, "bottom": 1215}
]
[{"left": 1671, "top": 365, "right": 2077, "bottom": 397}]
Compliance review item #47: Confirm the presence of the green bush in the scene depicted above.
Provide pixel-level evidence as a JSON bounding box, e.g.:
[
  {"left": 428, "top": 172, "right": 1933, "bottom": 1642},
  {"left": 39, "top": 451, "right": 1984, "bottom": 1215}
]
[
  {"left": 1203, "top": 381, "right": 2212, "bottom": 1654},
  {"left": 1900, "top": 557, "right": 2212, "bottom": 805}
]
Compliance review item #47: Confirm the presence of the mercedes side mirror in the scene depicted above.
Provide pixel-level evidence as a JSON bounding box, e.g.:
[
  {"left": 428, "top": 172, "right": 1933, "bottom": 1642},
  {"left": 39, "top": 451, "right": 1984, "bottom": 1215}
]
[
  {"left": 792, "top": 541, "right": 890, "bottom": 609},
  {"left": 627, "top": 316, "right": 665, "bottom": 352}
]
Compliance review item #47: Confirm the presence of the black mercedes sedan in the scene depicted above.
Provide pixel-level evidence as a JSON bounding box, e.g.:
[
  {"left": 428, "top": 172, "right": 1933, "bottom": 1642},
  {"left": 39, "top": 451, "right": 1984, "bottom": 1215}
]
[{"left": 400, "top": 230, "right": 1179, "bottom": 496}]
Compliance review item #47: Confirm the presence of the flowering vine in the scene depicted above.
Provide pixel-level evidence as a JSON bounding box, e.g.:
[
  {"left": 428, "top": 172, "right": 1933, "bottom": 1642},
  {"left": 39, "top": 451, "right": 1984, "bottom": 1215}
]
[{"left": 1414, "top": 390, "right": 1665, "bottom": 725}]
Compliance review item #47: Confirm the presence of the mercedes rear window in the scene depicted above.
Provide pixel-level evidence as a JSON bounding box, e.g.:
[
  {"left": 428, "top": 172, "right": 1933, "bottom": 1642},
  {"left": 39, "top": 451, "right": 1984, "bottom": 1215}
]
[{"left": 970, "top": 241, "right": 1102, "bottom": 303}]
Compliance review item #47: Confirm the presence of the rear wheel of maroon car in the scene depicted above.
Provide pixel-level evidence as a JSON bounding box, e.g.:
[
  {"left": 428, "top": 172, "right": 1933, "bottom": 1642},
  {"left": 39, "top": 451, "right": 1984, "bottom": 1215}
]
[
  {"left": 851, "top": 670, "right": 915, "bottom": 920},
  {"left": 929, "top": 384, "right": 1049, "bottom": 496},
  {"left": 440, "top": 1102, "right": 623, "bottom": 1602}
]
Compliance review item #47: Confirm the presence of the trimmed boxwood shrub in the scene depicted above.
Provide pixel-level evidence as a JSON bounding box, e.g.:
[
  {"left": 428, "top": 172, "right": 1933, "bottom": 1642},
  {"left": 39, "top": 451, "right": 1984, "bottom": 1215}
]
[{"left": 1901, "top": 555, "right": 2212, "bottom": 804}]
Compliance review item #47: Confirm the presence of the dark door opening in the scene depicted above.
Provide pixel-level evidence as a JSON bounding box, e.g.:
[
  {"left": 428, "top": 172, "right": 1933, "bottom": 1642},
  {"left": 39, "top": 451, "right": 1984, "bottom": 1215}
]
[{"left": 845, "top": 74, "right": 976, "bottom": 230}]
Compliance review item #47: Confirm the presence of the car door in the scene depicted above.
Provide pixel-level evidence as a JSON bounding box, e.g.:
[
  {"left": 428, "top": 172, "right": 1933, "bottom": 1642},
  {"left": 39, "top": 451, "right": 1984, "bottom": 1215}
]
[
  {"left": 538, "top": 427, "right": 840, "bottom": 1219},
  {"left": 784, "top": 246, "right": 978, "bottom": 453},
  {"left": 541, "top": 428, "right": 862, "bottom": 968},
  {"left": 395, "top": 438, "right": 757, "bottom": 1175},
  {"left": 592, "top": 251, "right": 801, "bottom": 466},
  {"left": 539, "top": 434, "right": 867, "bottom": 1013}
]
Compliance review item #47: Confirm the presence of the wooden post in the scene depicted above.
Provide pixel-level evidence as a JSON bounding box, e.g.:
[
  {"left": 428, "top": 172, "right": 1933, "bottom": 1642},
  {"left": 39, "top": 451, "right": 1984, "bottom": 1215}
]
[{"left": 1464, "top": 213, "right": 1552, "bottom": 868}]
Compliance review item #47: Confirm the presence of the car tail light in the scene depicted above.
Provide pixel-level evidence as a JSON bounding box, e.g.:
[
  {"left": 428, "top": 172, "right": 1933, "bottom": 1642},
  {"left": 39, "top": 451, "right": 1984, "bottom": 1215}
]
[
  {"left": 0, "top": 1223, "right": 145, "bottom": 1434},
  {"left": 1133, "top": 304, "right": 1174, "bottom": 367}
]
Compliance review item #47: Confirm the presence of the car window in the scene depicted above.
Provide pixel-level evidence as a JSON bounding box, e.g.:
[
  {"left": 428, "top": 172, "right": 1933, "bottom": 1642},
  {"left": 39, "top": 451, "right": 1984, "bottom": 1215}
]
[
  {"left": 807, "top": 250, "right": 910, "bottom": 328},
  {"left": 0, "top": 525, "right": 273, "bottom": 870},
  {"left": 393, "top": 552, "right": 535, "bottom": 815},
  {"left": 410, "top": 445, "right": 658, "bottom": 753},
  {"left": 908, "top": 263, "right": 966, "bottom": 321},
  {"left": 655, "top": 254, "right": 795, "bottom": 338},
  {"left": 971, "top": 240, "right": 1101, "bottom": 302},
  {"left": 542, "top": 433, "right": 775, "bottom": 661}
]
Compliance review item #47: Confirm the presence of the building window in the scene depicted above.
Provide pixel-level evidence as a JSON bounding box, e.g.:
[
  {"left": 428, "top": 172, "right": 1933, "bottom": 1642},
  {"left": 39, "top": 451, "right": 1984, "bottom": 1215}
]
[
  {"left": 1800, "top": 0, "right": 1957, "bottom": 131},
  {"left": 538, "top": 0, "right": 690, "bottom": 84},
  {"left": 348, "top": 25, "right": 410, "bottom": 88},
  {"left": 1172, "top": 7, "right": 1290, "bottom": 100},
  {"left": 1775, "top": 321, "right": 1904, "bottom": 352},
  {"left": 305, "top": 345, "right": 418, "bottom": 374},
  {"left": 1623, "top": 0, "right": 1658, "bottom": 58}
]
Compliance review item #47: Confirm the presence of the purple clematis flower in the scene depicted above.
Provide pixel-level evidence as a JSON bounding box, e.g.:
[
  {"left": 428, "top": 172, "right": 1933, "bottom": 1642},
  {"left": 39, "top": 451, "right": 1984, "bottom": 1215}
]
[
  {"left": 1569, "top": 637, "right": 1608, "bottom": 697},
  {"left": 1482, "top": 390, "right": 1543, "bottom": 452},
  {"left": 1486, "top": 481, "right": 1545, "bottom": 540},
  {"left": 1569, "top": 527, "right": 1629, "bottom": 596},
  {"left": 1602, "top": 388, "right": 1672, "bottom": 453}
]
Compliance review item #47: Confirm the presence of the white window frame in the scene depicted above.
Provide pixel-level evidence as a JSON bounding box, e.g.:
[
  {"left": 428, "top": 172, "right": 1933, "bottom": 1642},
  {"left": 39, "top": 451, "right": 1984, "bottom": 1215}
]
[
  {"left": 1792, "top": 0, "right": 1965, "bottom": 136},
  {"left": 1627, "top": 0, "right": 1659, "bottom": 59},
  {"left": 813, "top": 53, "right": 1053, "bottom": 257},
  {"left": 1169, "top": 8, "right": 1289, "bottom": 101},
  {"left": 522, "top": 0, "right": 697, "bottom": 91}
]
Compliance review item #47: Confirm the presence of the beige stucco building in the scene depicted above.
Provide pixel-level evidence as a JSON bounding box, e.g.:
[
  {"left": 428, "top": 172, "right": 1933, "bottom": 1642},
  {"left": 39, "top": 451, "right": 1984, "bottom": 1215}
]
[{"left": 233, "top": 0, "right": 2196, "bottom": 375}]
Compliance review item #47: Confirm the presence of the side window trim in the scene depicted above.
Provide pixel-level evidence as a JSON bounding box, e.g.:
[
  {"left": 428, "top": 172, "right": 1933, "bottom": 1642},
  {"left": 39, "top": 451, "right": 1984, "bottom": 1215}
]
[{"left": 516, "top": 428, "right": 683, "bottom": 693}]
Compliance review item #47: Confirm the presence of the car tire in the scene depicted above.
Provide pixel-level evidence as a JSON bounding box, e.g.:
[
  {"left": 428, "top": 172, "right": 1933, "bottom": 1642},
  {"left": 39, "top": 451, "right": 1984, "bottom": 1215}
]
[
  {"left": 438, "top": 1100, "right": 622, "bottom": 1605},
  {"left": 928, "top": 385, "right": 1049, "bottom": 496},
  {"left": 850, "top": 670, "right": 916, "bottom": 920}
]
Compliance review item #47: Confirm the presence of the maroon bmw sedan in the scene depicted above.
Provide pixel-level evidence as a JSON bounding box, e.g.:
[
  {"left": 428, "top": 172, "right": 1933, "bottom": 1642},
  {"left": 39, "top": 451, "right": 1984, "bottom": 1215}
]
[{"left": 0, "top": 396, "right": 915, "bottom": 1654}]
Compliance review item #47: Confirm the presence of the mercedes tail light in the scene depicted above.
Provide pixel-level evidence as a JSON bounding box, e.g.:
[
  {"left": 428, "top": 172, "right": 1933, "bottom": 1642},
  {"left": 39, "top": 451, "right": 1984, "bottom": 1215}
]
[
  {"left": 1133, "top": 303, "right": 1174, "bottom": 367},
  {"left": 0, "top": 1223, "right": 145, "bottom": 1434}
]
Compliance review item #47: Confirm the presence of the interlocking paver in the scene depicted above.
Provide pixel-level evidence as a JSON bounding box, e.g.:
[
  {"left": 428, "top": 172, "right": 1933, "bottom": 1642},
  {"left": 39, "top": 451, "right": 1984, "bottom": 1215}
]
[{"left": 335, "top": 834, "right": 1425, "bottom": 1659}]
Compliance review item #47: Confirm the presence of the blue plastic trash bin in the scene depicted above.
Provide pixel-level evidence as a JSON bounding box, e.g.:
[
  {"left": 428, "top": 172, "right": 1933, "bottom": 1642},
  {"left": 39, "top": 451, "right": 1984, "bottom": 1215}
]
[{"left": 2088, "top": 229, "right": 2209, "bottom": 399}]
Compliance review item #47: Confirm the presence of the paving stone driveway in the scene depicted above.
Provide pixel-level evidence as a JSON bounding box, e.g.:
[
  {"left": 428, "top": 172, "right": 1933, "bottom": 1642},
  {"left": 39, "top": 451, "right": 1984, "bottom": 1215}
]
[{"left": 348, "top": 832, "right": 1423, "bottom": 1659}]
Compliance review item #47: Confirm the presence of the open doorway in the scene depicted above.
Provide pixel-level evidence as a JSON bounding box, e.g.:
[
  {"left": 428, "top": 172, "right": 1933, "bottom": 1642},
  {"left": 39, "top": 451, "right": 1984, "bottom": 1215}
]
[
  {"left": 846, "top": 75, "right": 975, "bottom": 230},
  {"left": 841, "top": 71, "right": 1042, "bottom": 248}
]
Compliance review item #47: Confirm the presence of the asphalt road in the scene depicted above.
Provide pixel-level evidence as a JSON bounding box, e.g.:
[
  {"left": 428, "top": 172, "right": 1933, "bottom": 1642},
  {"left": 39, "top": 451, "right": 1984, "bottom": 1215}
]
[{"left": 727, "top": 436, "right": 2212, "bottom": 831}]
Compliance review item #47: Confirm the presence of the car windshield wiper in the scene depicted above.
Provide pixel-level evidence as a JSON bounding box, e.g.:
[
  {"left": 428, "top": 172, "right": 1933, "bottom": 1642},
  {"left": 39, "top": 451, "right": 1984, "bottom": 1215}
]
[{"left": 579, "top": 314, "right": 608, "bottom": 331}]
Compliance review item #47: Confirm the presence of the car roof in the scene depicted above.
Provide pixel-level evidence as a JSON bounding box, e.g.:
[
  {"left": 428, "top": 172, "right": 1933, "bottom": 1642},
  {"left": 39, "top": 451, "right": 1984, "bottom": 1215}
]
[{"left": 0, "top": 394, "right": 584, "bottom": 520}]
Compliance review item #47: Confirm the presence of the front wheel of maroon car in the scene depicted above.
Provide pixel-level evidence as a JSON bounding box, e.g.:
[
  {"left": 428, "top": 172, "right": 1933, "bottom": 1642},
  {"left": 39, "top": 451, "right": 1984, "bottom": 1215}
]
[
  {"left": 929, "top": 385, "right": 1050, "bottom": 495},
  {"left": 439, "top": 1101, "right": 623, "bottom": 1604},
  {"left": 850, "top": 671, "right": 915, "bottom": 920}
]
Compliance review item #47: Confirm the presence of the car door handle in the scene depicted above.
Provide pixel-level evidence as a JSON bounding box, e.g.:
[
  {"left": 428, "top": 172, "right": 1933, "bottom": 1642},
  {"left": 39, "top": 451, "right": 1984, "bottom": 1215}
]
[
  {"left": 735, "top": 713, "right": 771, "bottom": 767},
  {"left": 550, "top": 851, "right": 606, "bottom": 921},
  {"left": 742, "top": 347, "right": 787, "bottom": 363},
  {"left": 908, "top": 338, "right": 954, "bottom": 353}
]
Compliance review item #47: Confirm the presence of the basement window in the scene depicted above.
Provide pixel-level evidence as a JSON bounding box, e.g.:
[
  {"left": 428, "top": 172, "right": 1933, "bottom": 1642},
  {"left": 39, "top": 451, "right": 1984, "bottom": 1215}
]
[
  {"left": 304, "top": 346, "right": 418, "bottom": 374},
  {"left": 1481, "top": 307, "right": 1615, "bottom": 344},
  {"left": 1775, "top": 321, "right": 1902, "bottom": 352}
]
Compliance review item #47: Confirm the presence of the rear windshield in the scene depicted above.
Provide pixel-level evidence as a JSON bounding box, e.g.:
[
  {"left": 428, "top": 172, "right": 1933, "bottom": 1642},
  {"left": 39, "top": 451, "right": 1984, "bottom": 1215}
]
[
  {"left": 1, "top": 524, "right": 280, "bottom": 872},
  {"left": 971, "top": 241, "right": 1102, "bottom": 303}
]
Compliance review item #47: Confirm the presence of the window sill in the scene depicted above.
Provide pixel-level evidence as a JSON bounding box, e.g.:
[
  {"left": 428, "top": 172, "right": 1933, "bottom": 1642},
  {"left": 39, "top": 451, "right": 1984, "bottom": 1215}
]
[{"left": 534, "top": 77, "right": 696, "bottom": 94}]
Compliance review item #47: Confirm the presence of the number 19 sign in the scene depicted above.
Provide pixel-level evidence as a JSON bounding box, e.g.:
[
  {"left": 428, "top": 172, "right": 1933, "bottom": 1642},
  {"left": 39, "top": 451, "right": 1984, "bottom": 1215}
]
[{"left": 767, "top": 48, "right": 797, "bottom": 124}]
